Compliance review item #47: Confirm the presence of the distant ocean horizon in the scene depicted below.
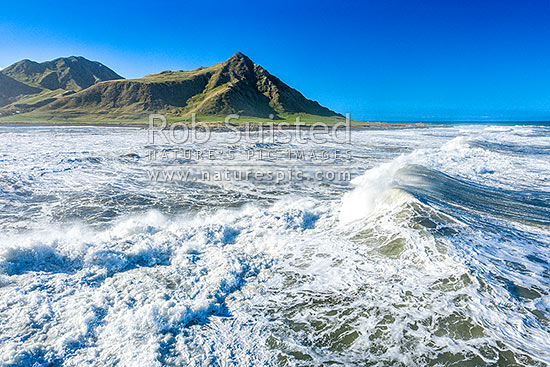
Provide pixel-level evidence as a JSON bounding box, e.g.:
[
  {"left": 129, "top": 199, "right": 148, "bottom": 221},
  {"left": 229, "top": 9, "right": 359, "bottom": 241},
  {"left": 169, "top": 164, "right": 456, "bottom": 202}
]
[{"left": 376, "top": 120, "right": 550, "bottom": 126}]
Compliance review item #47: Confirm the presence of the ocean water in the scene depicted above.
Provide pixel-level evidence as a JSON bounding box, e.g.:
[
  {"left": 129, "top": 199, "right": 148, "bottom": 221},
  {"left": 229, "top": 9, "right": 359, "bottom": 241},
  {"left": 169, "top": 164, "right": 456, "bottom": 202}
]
[{"left": 0, "top": 125, "right": 549, "bottom": 366}]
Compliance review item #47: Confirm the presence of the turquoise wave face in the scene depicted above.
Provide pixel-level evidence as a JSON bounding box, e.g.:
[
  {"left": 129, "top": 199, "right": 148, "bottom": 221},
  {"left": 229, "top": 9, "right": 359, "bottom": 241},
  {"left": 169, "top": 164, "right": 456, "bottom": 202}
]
[{"left": 0, "top": 125, "right": 549, "bottom": 366}]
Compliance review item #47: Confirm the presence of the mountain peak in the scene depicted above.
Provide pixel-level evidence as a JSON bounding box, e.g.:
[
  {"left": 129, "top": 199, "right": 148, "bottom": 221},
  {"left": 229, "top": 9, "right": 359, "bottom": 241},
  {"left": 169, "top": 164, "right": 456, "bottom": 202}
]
[
  {"left": 0, "top": 56, "right": 124, "bottom": 114},
  {"left": 4, "top": 54, "right": 340, "bottom": 120},
  {"left": 5, "top": 59, "right": 45, "bottom": 75},
  {"left": 1, "top": 56, "right": 123, "bottom": 92},
  {"left": 227, "top": 52, "right": 252, "bottom": 63},
  {"left": 51, "top": 56, "right": 86, "bottom": 63}
]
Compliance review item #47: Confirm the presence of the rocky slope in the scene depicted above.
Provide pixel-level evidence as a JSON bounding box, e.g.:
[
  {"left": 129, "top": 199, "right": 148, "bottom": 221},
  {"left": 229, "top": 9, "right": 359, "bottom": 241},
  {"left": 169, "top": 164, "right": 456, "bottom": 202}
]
[
  {"left": 1, "top": 53, "right": 340, "bottom": 121},
  {"left": 37, "top": 52, "right": 340, "bottom": 120},
  {"left": 0, "top": 56, "right": 123, "bottom": 114}
]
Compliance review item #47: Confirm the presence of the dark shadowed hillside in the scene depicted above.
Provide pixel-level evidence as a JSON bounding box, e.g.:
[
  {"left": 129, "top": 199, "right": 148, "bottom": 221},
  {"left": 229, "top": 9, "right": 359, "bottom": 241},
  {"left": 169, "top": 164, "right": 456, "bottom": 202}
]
[{"left": 0, "top": 73, "right": 42, "bottom": 107}]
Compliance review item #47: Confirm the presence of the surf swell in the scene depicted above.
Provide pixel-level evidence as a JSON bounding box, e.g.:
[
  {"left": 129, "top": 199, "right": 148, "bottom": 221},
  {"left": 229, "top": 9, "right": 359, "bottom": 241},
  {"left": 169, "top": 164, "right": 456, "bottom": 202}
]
[{"left": 0, "top": 125, "right": 549, "bottom": 366}]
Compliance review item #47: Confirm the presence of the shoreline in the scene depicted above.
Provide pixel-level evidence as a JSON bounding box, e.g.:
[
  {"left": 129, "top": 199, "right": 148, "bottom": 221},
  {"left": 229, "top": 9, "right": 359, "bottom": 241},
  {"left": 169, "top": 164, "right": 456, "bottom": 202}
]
[
  {"left": 3, "top": 120, "right": 548, "bottom": 129},
  {"left": 0, "top": 120, "right": 433, "bottom": 130}
]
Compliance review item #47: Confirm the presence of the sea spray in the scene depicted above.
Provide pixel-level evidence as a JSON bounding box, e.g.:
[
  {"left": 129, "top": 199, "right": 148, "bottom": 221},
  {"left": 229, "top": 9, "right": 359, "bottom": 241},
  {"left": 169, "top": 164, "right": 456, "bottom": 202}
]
[{"left": 0, "top": 125, "right": 549, "bottom": 366}]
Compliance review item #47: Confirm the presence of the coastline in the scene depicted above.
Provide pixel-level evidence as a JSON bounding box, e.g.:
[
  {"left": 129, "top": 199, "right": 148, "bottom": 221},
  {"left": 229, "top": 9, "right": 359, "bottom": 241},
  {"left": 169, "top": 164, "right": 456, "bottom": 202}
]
[{"left": 0, "top": 120, "right": 432, "bottom": 130}]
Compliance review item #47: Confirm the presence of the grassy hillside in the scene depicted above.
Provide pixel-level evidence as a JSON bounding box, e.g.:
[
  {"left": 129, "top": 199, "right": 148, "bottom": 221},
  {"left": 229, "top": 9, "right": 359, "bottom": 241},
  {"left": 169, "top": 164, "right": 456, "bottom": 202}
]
[
  {"left": 2, "top": 56, "right": 123, "bottom": 91},
  {"left": 4, "top": 52, "right": 341, "bottom": 123},
  {"left": 0, "top": 112, "right": 348, "bottom": 126},
  {"left": 0, "top": 56, "right": 123, "bottom": 115},
  {"left": 0, "top": 73, "right": 42, "bottom": 106}
]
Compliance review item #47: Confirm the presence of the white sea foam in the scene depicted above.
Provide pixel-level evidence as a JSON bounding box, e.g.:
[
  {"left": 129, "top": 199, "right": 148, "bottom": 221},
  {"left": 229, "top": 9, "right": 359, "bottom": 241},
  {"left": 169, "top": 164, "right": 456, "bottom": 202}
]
[{"left": 0, "top": 125, "right": 549, "bottom": 366}]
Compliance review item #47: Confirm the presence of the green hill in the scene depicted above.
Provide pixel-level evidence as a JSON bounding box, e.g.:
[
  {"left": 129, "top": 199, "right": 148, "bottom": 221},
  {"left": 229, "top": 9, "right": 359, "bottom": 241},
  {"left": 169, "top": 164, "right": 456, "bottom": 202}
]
[
  {"left": 0, "top": 73, "right": 42, "bottom": 107},
  {"left": 31, "top": 52, "right": 341, "bottom": 122},
  {"left": 0, "top": 56, "right": 123, "bottom": 115},
  {"left": 2, "top": 56, "right": 123, "bottom": 91},
  {"left": 0, "top": 53, "right": 342, "bottom": 123}
]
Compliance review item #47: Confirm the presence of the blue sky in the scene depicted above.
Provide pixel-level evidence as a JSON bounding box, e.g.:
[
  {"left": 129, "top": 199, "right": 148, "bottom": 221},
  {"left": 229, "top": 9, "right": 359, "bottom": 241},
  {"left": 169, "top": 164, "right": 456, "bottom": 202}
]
[{"left": 1, "top": 0, "right": 549, "bottom": 121}]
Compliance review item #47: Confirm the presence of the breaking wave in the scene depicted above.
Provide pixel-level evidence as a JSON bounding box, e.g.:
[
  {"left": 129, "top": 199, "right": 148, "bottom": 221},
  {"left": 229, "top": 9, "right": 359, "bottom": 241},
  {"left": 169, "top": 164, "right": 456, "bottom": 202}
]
[{"left": 0, "top": 125, "right": 549, "bottom": 366}]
